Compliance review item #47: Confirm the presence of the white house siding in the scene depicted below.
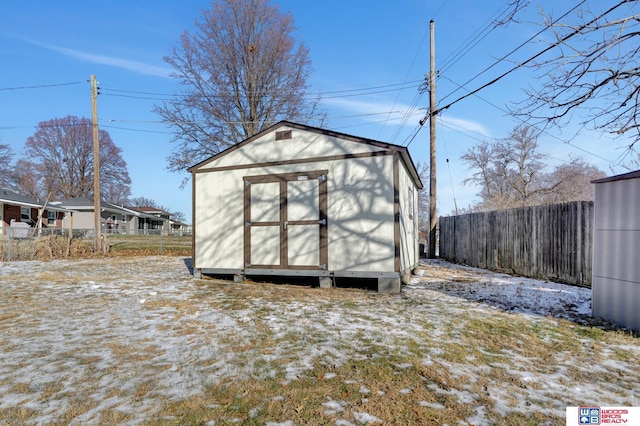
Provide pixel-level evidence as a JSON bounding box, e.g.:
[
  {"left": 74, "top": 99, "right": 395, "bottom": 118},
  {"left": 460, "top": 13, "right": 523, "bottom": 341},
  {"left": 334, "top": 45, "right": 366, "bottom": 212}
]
[
  {"left": 63, "top": 211, "right": 94, "bottom": 229},
  {"left": 592, "top": 173, "right": 640, "bottom": 331}
]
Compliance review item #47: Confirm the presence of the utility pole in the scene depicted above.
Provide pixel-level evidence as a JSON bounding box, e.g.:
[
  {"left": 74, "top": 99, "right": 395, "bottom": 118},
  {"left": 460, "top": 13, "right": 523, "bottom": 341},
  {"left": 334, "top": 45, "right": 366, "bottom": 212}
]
[
  {"left": 90, "top": 74, "right": 102, "bottom": 253},
  {"left": 428, "top": 20, "right": 437, "bottom": 259}
]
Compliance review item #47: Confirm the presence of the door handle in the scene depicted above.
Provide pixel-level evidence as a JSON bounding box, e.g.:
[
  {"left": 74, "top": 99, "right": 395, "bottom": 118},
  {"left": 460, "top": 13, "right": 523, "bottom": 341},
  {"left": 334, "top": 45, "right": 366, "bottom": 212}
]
[{"left": 283, "top": 221, "right": 288, "bottom": 230}]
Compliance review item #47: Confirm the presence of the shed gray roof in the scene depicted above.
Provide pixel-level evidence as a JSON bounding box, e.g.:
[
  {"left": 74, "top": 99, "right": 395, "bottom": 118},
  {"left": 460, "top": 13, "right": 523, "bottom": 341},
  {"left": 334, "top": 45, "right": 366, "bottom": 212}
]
[{"left": 591, "top": 169, "right": 640, "bottom": 184}]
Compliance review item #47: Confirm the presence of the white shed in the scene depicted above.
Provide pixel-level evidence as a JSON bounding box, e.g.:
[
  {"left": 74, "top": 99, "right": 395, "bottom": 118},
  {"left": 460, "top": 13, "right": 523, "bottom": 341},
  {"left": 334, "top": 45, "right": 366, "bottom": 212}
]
[
  {"left": 188, "top": 121, "right": 423, "bottom": 293},
  {"left": 592, "top": 169, "right": 640, "bottom": 331}
]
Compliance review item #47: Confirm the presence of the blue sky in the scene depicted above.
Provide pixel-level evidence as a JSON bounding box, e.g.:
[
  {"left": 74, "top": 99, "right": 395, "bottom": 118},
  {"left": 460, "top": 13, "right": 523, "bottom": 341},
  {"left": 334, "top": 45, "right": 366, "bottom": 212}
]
[{"left": 0, "top": 0, "right": 634, "bottom": 221}]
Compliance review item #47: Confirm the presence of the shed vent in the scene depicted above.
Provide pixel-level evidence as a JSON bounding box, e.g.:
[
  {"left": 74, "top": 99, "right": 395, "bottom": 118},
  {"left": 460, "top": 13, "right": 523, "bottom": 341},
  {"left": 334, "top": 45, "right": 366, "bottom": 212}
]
[{"left": 275, "top": 130, "right": 292, "bottom": 141}]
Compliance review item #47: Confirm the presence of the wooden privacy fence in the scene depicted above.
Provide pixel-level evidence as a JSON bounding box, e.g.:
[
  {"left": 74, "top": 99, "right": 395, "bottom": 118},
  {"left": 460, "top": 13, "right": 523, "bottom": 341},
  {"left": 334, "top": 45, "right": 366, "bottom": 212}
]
[{"left": 439, "top": 201, "right": 594, "bottom": 287}]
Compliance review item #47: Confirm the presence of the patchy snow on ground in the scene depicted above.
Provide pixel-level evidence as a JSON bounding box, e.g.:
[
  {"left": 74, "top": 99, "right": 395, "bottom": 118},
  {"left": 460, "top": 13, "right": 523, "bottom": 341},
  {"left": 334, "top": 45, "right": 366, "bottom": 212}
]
[
  {"left": 0, "top": 256, "right": 638, "bottom": 425},
  {"left": 412, "top": 259, "right": 593, "bottom": 324}
]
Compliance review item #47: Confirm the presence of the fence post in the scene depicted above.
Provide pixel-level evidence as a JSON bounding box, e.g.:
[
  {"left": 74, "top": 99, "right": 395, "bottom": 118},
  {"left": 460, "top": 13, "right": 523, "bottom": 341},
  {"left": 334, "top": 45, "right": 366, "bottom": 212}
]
[{"left": 8, "top": 226, "right": 12, "bottom": 262}]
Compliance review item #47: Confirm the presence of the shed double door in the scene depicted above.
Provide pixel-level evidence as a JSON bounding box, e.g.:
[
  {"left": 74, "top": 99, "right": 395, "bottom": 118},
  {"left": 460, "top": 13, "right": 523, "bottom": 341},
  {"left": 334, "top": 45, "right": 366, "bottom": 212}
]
[{"left": 244, "top": 170, "right": 328, "bottom": 270}]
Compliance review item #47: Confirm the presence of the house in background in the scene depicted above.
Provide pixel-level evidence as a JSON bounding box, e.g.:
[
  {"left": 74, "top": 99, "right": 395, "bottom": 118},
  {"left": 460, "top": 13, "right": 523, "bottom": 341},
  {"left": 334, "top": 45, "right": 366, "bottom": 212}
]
[
  {"left": 1, "top": 191, "right": 186, "bottom": 236},
  {"left": 53, "top": 197, "right": 169, "bottom": 233},
  {"left": 189, "top": 121, "right": 422, "bottom": 293},
  {"left": 1, "top": 188, "right": 71, "bottom": 231},
  {"left": 591, "top": 170, "right": 640, "bottom": 331},
  {"left": 130, "top": 206, "right": 192, "bottom": 235},
  {"left": 131, "top": 206, "right": 171, "bottom": 221},
  {"left": 168, "top": 219, "right": 192, "bottom": 235}
]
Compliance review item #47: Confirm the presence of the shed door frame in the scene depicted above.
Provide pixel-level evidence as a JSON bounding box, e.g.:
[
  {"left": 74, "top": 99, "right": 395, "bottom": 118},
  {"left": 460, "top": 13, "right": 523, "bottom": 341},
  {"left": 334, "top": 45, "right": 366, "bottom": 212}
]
[{"left": 243, "top": 170, "right": 328, "bottom": 270}]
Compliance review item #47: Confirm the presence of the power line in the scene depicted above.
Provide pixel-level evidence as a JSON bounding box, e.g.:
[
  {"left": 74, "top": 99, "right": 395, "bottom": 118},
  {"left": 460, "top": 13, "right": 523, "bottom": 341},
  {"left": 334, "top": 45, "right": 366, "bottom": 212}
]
[
  {"left": 405, "top": 1, "right": 582, "bottom": 153},
  {"left": 0, "top": 79, "right": 425, "bottom": 104},
  {"left": 107, "top": 110, "right": 412, "bottom": 124},
  {"left": 0, "top": 110, "right": 417, "bottom": 132},
  {"left": 99, "top": 84, "right": 425, "bottom": 105},
  {"left": 440, "top": 75, "right": 629, "bottom": 169},
  {"left": 102, "top": 92, "right": 172, "bottom": 101},
  {"left": 430, "top": 0, "right": 450, "bottom": 20},
  {"left": 403, "top": 123, "right": 426, "bottom": 147},
  {"left": 401, "top": 2, "right": 532, "bottom": 150},
  {"left": 384, "top": 26, "right": 429, "bottom": 143},
  {"left": 332, "top": 111, "right": 425, "bottom": 132},
  {"left": 100, "top": 124, "right": 172, "bottom": 134},
  {"left": 0, "top": 81, "right": 84, "bottom": 91},
  {"left": 431, "top": 0, "right": 624, "bottom": 117},
  {"left": 101, "top": 80, "right": 424, "bottom": 100},
  {"left": 438, "top": 0, "right": 586, "bottom": 105},
  {"left": 437, "top": 1, "right": 521, "bottom": 77},
  {"left": 438, "top": 118, "right": 458, "bottom": 215}
]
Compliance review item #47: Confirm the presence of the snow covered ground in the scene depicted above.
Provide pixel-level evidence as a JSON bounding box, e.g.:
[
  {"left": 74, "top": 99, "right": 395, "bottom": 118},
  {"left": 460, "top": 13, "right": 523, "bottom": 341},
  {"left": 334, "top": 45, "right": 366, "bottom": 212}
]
[
  {"left": 0, "top": 256, "right": 638, "bottom": 425},
  {"left": 413, "top": 259, "right": 593, "bottom": 325}
]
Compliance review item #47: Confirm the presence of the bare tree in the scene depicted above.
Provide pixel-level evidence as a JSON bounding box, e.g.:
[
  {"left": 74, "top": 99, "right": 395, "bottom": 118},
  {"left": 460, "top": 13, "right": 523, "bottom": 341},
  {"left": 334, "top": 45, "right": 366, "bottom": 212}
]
[
  {"left": 515, "top": 1, "right": 640, "bottom": 150},
  {"left": 540, "top": 158, "right": 607, "bottom": 204},
  {"left": 13, "top": 159, "right": 40, "bottom": 198},
  {"left": 462, "top": 125, "right": 605, "bottom": 211},
  {"left": 0, "top": 143, "right": 17, "bottom": 189},
  {"left": 20, "top": 116, "right": 131, "bottom": 204},
  {"left": 129, "top": 196, "right": 158, "bottom": 208},
  {"left": 502, "top": 125, "right": 546, "bottom": 203},
  {"left": 462, "top": 140, "right": 515, "bottom": 209},
  {"left": 155, "top": 0, "right": 324, "bottom": 177},
  {"left": 462, "top": 125, "right": 545, "bottom": 210},
  {"left": 171, "top": 211, "right": 186, "bottom": 222}
]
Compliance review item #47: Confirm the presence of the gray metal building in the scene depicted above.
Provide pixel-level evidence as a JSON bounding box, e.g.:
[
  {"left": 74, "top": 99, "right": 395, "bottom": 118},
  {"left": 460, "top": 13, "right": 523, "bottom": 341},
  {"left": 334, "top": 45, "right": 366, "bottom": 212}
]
[{"left": 592, "top": 170, "right": 640, "bottom": 331}]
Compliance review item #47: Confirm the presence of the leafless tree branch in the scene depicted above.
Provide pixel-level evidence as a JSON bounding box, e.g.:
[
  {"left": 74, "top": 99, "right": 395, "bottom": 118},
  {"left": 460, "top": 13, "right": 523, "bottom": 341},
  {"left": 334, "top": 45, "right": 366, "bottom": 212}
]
[
  {"left": 513, "top": 0, "right": 640, "bottom": 153},
  {"left": 155, "top": 0, "right": 325, "bottom": 176}
]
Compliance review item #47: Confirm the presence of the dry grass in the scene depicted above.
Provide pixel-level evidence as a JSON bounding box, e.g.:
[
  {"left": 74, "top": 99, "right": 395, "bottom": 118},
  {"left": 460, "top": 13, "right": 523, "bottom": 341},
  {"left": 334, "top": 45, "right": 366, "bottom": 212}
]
[
  {"left": 0, "top": 235, "right": 94, "bottom": 261},
  {"left": 0, "top": 233, "right": 191, "bottom": 262},
  {"left": 0, "top": 256, "right": 638, "bottom": 425},
  {"left": 148, "top": 354, "right": 484, "bottom": 425},
  {"left": 107, "top": 234, "right": 191, "bottom": 257}
]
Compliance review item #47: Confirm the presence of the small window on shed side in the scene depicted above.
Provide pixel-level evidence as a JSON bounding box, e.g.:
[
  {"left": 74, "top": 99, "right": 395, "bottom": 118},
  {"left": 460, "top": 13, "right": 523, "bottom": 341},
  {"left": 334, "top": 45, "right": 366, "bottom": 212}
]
[{"left": 275, "top": 130, "right": 292, "bottom": 141}]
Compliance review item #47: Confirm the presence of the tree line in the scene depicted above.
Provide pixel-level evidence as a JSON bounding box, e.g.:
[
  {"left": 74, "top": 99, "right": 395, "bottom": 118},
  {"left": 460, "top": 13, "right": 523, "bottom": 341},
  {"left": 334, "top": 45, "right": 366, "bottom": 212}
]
[
  {"left": 0, "top": 116, "right": 184, "bottom": 222},
  {"left": 459, "top": 125, "right": 607, "bottom": 213},
  {"left": 1, "top": 116, "right": 130, "bottom": 204}
]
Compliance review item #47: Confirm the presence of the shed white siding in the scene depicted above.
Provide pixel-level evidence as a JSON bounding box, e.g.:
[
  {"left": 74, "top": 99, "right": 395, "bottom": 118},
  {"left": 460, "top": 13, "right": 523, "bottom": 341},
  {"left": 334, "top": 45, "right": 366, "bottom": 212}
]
[
  {"left": 197, "top": 129, "right": 383, "bottom": 171},
  {"left": 194, "top": 154, "right": 396, "bottom": 273},
  {"left": 592, "top": 170, "right": 640, "bottom": 331},
  {"left": 398, "top": 158, "right": 420, "bottom": 277},
  {"left": 190, "top": 122, "right": 422, "bottom": 292}
]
